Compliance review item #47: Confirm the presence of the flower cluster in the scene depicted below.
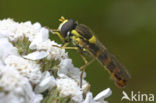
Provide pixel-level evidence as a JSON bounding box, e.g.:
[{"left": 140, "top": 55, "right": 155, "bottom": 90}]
[{"left": 0, "top": 19, "right": 112, "bottom": 103}]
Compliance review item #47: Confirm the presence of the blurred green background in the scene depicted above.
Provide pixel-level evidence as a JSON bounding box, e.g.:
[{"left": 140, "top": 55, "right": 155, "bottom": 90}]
[{"left": 1, "top": 0, "right": 156, "bottom": 102}]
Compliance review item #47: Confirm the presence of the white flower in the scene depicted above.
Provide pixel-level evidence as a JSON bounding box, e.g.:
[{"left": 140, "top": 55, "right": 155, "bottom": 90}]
[
  {"left": 58, "top": 58, "right": 89, "bottom": 91},
  {"left": 0, "top": 18, "right": 48, "bottom": 42},
  {"left": 29, "top": 27, "right": 49, "bottom": 42},
  {"left": 0, "top": 19, "right": 20, "bottom": 41},
  {"left": 35, "top": 71, "right": 56, "bottom": 93},
  {"left": 56, "top": 77, "right": 83, "bottom": 103},
  {"left": 0, "top": 38, "right": 18, "bottom": 62},
  {"left": 4, "top": 55, "right": 42, "bottom": 84},
  {"left": 30, "top": 39, "right": 68, "bottom": 60},
  {"left": 83, "top": 88, "right": 112, "bottom": 103},
  {"left": 0, "top": 66, "right": 43, "bottom": 103},
  {"left": 58, "top": 58, "right": 86, "bottom": 80}
]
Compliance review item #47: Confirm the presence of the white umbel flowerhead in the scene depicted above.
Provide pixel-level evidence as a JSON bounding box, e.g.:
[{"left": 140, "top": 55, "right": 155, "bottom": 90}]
[{"left": 0, "top": 18, "right": 112, "bottom": 103}]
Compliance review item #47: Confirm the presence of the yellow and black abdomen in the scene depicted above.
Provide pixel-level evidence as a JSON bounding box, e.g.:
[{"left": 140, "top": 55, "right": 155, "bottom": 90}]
[{"left": 87, "top": 42, "right": 131, "bottom": 88}]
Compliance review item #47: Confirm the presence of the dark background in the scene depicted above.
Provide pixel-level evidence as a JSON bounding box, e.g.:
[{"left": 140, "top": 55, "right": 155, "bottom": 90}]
[{"left": 1, "top": 0, "right": 156, "bottom": 102}]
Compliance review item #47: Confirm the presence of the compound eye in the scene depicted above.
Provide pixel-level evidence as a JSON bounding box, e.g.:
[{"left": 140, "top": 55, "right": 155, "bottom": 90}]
[{"left": 60, "top": 19, "right": 75, "bottom": 38}]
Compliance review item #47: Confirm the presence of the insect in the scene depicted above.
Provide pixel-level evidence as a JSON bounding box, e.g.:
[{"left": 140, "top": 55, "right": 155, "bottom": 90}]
[{"left": 47, "top": 16, "right": 131, "bottom": 88}]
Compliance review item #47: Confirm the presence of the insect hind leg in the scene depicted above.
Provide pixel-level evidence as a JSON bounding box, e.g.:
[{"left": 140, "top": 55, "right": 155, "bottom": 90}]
[{"left": 80, "top": 57, "right": 95, "bottom": 88}]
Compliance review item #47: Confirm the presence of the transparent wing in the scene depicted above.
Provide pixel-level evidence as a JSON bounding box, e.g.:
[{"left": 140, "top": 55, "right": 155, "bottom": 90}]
[
  {"left": 75, "top": 24, "right": 94, "bottom": 39},
  {"left": 75, "top": 23, "right": 131, "bottom": 87},
  {"left": 96, "top": 39, "right": 131, "bottom": 80}
]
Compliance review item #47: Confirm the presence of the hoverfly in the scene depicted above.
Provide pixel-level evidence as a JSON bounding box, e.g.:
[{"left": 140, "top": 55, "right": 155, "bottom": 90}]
[{"left": 47, "top": 16, "right": 131, "bottom": 88}]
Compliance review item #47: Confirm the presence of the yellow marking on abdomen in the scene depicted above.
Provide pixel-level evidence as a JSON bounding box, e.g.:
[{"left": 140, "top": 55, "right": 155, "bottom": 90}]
[{"left": 89, "top": 36, "right": 96, "bottom": 43}]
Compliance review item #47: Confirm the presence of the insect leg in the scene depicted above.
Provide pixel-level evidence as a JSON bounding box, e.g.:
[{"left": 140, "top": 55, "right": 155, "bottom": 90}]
[
  {"left": 80, "top": 54, "right": 88, "bottom": 64},
  {"left": 80, "top": 58, "right": 95, "bottom": 70},
  {"left": 62, "top": 42, "right": 69, "bottom": 47},
  {"left": 62, "top": 46, "right": 79, "bottom": 50},
  {"left": 52, "top": 44, "right": 79, "bottom": 50},
  {"left": 80, "top": 57, "right": 95, "bottom": 88},
  {"left": 45, "top": 27, "right": 64, "bottom": 42}
]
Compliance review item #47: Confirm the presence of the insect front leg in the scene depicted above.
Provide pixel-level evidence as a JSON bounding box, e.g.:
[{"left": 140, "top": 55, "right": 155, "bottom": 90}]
[
  {"left": 45, "top": 27, "right": 65, "bottom": 42},
  {"left": 52, "top": 43, "right": 79, "bottom": 50}
]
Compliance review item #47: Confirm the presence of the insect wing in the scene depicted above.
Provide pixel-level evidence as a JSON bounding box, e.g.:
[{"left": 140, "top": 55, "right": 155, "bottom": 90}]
[
  {"left": 75, "top": 24, "right": 94, "bottom": 40},
  {"left": 93, "top": 40, "right": 131, "bottom": 87},
  {"left": 75, "top": 23, "right": 131, "bottom": 88}
]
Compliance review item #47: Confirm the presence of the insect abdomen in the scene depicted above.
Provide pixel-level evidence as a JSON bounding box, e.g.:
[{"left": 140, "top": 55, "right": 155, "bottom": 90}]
[
  {"left": 97, "top": 50, "right": 128, "bottom": 88},
  {"left": 88, "top": 43, "right": 129, "bottom": 88}
]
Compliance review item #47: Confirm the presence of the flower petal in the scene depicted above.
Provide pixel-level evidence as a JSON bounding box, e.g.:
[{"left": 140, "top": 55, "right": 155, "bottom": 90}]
[
  {"left": 94, "top": 88, "right": 112, "bottom": 101},
  {"left": 23, "top": 51, "right": 48, "bottom": 60}
]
